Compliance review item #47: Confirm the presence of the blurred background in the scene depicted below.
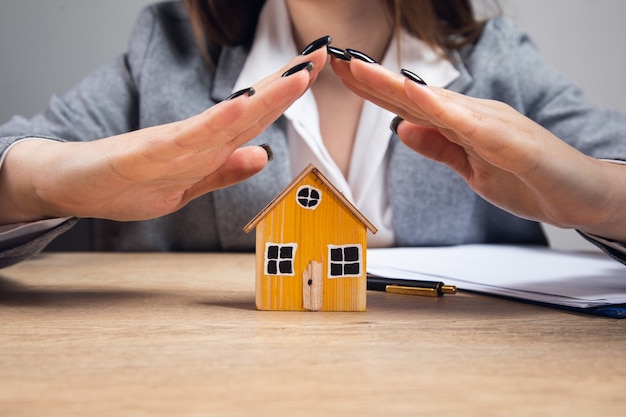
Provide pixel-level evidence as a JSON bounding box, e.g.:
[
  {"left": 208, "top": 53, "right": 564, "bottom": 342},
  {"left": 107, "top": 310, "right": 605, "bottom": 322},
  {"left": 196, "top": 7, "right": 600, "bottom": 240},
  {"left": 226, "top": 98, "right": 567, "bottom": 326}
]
[{"left": 1, "top": 0, "right": 625, "bottom": 251}]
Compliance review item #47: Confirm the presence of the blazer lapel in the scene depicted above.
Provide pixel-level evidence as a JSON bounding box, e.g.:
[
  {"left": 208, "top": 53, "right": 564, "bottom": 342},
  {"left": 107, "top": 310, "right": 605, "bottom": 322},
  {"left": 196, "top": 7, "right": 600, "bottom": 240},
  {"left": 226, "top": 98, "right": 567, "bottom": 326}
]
[
  {"left": 209, "top": 46, "right": 293, "bottom": 249},
  {"left": 209, "top": 46, "right": 248, "bottom": 102}
]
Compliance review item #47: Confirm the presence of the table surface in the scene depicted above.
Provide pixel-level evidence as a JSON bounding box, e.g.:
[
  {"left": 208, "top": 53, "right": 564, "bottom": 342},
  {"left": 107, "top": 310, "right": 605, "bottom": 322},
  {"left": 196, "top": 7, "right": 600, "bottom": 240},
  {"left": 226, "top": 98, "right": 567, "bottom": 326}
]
[{"left": 1, "top": 252, "right": 625, "bottom": 416}]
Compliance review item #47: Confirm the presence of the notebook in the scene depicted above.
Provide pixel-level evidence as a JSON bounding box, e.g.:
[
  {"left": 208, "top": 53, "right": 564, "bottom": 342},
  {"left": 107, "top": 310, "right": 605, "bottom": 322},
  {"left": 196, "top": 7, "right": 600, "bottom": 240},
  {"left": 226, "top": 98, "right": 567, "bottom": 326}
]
[{"left": 367, "top": 244, "right": 626, "bottom": 318}]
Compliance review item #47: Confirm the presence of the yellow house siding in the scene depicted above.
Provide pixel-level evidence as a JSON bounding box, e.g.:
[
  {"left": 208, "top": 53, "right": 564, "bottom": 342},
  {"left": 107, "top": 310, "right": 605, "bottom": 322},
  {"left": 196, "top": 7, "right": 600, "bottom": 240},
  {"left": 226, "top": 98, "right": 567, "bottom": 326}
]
[{"left": 255, "top": 173, "right": 367, "bottom": 311}]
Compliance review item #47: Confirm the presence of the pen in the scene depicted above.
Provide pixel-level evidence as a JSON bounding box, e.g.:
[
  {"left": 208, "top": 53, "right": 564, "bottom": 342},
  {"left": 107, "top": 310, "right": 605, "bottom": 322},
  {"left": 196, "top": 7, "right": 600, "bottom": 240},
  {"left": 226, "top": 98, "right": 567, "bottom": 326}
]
[{"left": 367, "top": 274, "right": 457, "bottom": 297}]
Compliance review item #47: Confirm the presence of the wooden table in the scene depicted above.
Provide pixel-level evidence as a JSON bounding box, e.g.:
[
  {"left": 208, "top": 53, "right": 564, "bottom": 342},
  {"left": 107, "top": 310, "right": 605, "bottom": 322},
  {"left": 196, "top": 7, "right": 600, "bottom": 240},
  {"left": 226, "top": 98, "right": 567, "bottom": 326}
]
[{"left": 1, "top": 253, "right": 625, "bottom": 416}]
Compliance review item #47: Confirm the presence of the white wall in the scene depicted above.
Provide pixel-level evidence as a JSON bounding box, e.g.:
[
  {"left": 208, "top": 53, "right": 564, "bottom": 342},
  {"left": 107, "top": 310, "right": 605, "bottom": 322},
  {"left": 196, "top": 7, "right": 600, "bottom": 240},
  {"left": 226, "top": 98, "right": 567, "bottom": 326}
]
[
  {"left": 1, "top": 0, "right": 624, "bottom": 251},
  {"left": 0, "top": 0, "right": 154, "bottom": 120},
  {"left": 500, "top": 0, "right": 626, "bottom": 114}
]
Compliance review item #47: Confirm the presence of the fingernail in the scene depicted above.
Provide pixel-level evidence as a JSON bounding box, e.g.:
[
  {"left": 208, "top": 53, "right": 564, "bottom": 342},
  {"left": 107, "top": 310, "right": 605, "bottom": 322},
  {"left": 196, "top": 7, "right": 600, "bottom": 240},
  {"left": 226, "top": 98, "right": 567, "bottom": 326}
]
[
  {"left": 346, "top": 48, "right": 377, "bottom": 64},
  {"left": 400, "top": 69, "right": 427, "bottom": 85},
  {"left": 260, "top": 143, "right": 274, "bottom": 162},
  {"left": 327, "top": 46, "right": 351, "bottom": 61},
  {"left": 226, "top": 87, "right": 255, "bottom": 101},
  {"left": 390, "top": 116, "right": 403, "bottom": 135},
  {"left": 281, "top": 61, "right": 314, "bottom": 77},
  {"left": 300, "top": 35, "right": 332, "bottom": 55}
]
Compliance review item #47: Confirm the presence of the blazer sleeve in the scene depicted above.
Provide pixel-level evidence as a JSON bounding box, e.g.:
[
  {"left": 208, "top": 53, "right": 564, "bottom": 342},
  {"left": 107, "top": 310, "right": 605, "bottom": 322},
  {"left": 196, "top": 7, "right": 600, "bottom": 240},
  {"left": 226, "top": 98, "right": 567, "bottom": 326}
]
[{"left": 0, "top": 5, "right": 160, "bottom": 267}]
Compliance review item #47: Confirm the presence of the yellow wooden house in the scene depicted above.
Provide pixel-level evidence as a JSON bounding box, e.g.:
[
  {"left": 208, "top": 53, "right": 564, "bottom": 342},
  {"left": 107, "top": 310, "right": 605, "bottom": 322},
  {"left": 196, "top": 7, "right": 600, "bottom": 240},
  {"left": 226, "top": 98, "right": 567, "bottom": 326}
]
[{"left": 243, "top": 164, "right": 378, "bottom": 311}]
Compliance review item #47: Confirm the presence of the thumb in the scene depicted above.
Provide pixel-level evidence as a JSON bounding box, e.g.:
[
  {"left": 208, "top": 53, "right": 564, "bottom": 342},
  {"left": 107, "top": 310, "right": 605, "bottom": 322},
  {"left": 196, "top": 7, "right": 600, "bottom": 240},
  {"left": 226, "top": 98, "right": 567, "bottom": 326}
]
[{"left": 183, "top": 144, "right": 272, "bottom": 202}]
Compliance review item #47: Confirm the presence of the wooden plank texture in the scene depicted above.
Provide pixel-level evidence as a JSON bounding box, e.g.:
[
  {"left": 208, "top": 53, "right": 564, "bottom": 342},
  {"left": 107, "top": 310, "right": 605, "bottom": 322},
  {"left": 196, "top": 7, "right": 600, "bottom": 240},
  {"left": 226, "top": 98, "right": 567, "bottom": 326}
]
[{"left": 0, "top": 253, "right": 625, "bottom": 416}]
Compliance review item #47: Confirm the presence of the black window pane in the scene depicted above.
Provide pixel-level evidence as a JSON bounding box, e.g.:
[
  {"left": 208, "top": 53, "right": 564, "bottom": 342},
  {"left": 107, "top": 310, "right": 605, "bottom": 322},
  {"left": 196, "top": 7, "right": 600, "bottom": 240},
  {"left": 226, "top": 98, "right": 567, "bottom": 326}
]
[
  {"left": 330, "top": 248, "right": 343, "bottom": 261},
  {"left": 297, "top": 187, "right": 322, "bottom": 209},
  {"left": 267, "top": 245, "right": 278, "bottom": 259},
  {"left": 267, "top": 260, "right": 277, "bottom": 275},
  {"left": 344, "top": 263, "right": 360, "bottom": 275},
  {"left": 344, "top": 246, "right": 359, "bottom": 262},
  {"left": 330, "top": 263, "right": 343, "bottom": 276},
  {"left": 279, "top": 260, "right": 293, "bottom": 274},
  {"left": 280, "top": 246, "right": 293, "bottom": 259}
]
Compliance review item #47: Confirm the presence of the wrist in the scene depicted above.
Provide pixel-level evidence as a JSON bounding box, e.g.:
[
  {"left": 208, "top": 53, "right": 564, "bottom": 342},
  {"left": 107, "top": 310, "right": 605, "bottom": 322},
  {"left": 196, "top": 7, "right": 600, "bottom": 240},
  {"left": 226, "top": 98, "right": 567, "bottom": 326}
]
[
  {"left": 0, "top": 139, "right": 68, "bottom": 224},
  {"left": 573, "top": 160, "right": 626, "bottom": 242}
]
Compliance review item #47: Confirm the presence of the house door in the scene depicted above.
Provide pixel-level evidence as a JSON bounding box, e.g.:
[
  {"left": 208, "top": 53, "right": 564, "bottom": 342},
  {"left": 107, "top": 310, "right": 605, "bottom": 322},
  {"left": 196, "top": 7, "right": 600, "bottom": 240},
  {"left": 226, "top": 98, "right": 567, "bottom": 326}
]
[{"left": 302, "top": 260, "right": 322, "bottom": 311}]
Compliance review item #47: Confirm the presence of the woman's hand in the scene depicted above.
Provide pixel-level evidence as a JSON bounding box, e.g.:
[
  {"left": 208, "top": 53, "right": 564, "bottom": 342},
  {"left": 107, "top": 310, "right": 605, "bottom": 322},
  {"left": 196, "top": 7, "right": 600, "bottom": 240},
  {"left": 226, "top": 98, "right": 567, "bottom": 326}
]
[
  {"left": 0, "top": 50, "right": 327, "bottom": 224},
  {"left": 331, "top": 55, "right": 626, "bottom": 241}
]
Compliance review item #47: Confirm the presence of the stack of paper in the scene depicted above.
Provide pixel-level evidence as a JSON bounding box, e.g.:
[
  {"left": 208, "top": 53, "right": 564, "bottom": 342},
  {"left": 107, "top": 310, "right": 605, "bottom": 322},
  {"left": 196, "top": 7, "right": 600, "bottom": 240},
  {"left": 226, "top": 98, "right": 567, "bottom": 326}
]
[{"left": 367, "top": 245, "right": 626, "bottom": 311}]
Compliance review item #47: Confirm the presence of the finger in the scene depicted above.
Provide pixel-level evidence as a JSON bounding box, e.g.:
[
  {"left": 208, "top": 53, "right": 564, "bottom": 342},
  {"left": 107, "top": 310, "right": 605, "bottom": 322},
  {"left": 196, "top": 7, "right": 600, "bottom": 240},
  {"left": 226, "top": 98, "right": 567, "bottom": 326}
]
[
  {"left": 348, "top": 59, "right": 408, "bottom": 104},
  {"left": 402, "top": 81, "right": 479, "bottom": 135},
  {"left": 396, "top": 121, "right": 472, "bottom": 180},
  {"left": 396, "top": 120, "right": 539, "bottom": 217},
  {"left": 139, "top": 63, "right": 306, "bottom": 162},
  {"left": 402, "top": 81, "right": 544, "bottom": 172},
  {"left": 181, "top": 67, "right": 309, "bottom": 149},
  {"left": 332, "top": 58, "right": 404, "bottom": 108},
  {"left": 173, "top": 48, "right": 328, "bottom": 152},
  {"left": 332, "top": 57, "right": 433, "bottom": 123},
  {"left": 253, "top": 45, "right": 328, "bottom": 91},
  {"left": 181, "top": 145, "right": 270, "bottom": 203}
]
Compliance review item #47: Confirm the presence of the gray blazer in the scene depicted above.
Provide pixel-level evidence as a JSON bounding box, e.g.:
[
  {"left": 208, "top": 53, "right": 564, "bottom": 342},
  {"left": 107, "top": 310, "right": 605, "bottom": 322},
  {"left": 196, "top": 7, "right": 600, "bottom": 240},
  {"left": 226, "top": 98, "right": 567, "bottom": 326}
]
[{"left": 2, "top": 1, "right": 626, "bottom": 267}]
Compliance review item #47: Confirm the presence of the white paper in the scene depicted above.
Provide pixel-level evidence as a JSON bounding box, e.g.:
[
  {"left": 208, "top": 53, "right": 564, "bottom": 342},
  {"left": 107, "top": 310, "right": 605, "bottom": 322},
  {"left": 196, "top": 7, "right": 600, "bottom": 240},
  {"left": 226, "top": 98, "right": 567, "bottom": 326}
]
[{"left": 367, "top": 245, "right": 626, "bottom": 308}]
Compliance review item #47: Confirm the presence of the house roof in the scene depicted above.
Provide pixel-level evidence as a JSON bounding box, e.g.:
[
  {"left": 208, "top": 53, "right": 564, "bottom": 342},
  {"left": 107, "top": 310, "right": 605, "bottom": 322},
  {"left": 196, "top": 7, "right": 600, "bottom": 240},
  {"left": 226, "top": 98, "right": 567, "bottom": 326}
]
[{"left": 243, "top": 164, "right": 378, "bottom": 234}]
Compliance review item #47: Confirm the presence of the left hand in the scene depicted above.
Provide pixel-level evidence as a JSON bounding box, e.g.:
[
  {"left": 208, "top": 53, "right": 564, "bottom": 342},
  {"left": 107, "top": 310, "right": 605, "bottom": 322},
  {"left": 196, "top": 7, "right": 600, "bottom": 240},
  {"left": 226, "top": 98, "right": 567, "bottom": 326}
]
[
  {"left": 331, "top": 56, "right": 626, "bottom": 241},
  {"left": 0, "top": 52, "right": 327, "bottom": 225}
]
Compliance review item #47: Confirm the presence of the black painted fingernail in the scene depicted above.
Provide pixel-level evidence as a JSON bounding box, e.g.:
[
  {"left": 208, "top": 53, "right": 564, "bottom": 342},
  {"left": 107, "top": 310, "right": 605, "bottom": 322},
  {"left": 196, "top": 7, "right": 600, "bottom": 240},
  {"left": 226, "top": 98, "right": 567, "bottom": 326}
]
[
  {"left": 281, "top": 61, "right": 314, "bottom": 77},
  {"left": 346, "top": 48, "right": 377, "bottom": 64},
  {"left": 260, "top": 143, "right": 274, "bottom": 162},
  {"left": 390, "top": 116, "right": 403, "bottom": 135},
  {"left": 226, "top": 87, "right": 255, "bottom": 101},
  {"left": 327, "top": 46, "right": 351, "bottom": 61},
  {"left": 300, "top": 35, "right": 332, "bottom": 55},
  {"left": 400, "top": 69, "right": 427, "bottom": 85}
]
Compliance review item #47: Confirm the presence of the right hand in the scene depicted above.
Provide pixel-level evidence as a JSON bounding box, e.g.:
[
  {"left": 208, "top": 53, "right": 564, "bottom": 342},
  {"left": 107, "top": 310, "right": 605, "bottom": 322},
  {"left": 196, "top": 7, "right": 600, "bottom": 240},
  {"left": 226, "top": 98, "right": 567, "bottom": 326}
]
[
  {"left": 331, "top": 53, "right": 626, "bottom": 242},
  {"left": 0, "top": 50, "right": 326, "bottom": 224}
]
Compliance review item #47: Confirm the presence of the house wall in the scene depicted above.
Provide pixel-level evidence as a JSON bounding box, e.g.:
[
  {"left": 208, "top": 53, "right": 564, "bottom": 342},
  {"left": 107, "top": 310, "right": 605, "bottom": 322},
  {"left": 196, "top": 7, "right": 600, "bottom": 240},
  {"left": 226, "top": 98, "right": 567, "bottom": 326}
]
[{"left": 254, "top": 174, "right": 367, "bottom": 311}]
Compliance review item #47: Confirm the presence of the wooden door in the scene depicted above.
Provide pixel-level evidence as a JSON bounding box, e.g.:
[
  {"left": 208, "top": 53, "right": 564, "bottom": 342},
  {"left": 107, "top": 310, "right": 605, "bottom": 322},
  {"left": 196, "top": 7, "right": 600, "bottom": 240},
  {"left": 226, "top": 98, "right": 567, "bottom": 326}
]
[{"left": 302, "top": 260, "right": 323, "bottom": 311}]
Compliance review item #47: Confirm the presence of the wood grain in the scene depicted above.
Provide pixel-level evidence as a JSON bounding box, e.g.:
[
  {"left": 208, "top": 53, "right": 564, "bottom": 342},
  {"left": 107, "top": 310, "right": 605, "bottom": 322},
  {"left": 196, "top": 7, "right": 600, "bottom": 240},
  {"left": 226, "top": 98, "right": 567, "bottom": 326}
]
[{"left": 0, "top": 253, "right": 624, "bottom": 416}]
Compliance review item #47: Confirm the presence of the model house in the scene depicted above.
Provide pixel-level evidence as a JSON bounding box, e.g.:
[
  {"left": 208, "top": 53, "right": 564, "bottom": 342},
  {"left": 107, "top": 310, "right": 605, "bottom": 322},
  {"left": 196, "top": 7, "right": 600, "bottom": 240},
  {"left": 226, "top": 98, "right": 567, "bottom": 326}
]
[{"left": 243, "top": 164, "right": 378, "bottom": 311}]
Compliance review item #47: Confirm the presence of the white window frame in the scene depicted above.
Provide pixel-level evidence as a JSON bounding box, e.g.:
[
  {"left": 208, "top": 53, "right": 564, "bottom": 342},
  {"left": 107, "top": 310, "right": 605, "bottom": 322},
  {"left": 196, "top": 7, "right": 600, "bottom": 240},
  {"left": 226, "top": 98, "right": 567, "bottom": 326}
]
[
  {"left": 264, "top": 242, "right": 298, "bottom": 276},
  {"left": 327, "top": 244, "right": 362, "bottom": 278},
  {"left": 296, "top": 185, "right": 322, "bottom": 210}
]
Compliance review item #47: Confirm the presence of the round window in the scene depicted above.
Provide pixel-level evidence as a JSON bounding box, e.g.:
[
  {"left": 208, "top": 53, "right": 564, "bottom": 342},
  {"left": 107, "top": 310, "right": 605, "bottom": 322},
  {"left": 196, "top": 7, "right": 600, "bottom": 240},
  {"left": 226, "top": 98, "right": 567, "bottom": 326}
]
[{"left": 296, "top": 186, "right": 322, "bottom": 209}]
